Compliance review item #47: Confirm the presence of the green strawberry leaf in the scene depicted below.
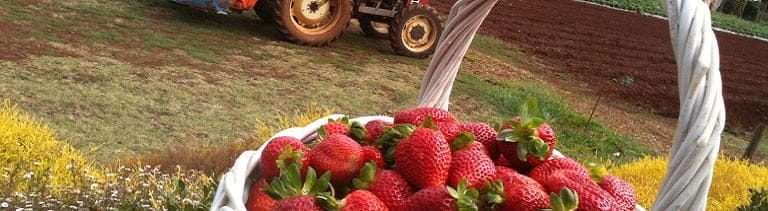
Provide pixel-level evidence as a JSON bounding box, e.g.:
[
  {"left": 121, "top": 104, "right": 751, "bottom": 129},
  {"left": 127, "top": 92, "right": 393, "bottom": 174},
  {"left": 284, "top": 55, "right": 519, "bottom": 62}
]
[
  {"left": 517, "top": 141, "right": 530, "bottom": 161},
  {"left": 531, "top": 137, "right": 550, "bottom": 160},
  {"left": 496, "top": 129, "right": 516, "bottom": 142},
  {"left": 318, "top": 127, "right": 329, "bottom": 139},
  {"left": 352, "top": 162, "right": 377, "bottom": 190},
  {"left": 451, "top": 132, "right": 475, "bottom": 151},
  {"left": 529, "top": 117, "right": 545, "bottom": 128}
]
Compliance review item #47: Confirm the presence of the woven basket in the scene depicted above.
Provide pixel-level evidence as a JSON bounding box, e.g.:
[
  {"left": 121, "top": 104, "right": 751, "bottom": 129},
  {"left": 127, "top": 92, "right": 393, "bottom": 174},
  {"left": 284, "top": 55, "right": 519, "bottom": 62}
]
[{"left": 211, "top": 0, "right": 725, "bottom": 210}]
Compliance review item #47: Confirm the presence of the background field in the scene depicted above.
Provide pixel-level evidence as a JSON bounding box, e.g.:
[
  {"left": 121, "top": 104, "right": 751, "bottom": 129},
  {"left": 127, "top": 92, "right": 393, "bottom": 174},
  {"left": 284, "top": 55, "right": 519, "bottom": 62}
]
[{"left": 0, "top": 0, "right": 765, "bottom": 168}]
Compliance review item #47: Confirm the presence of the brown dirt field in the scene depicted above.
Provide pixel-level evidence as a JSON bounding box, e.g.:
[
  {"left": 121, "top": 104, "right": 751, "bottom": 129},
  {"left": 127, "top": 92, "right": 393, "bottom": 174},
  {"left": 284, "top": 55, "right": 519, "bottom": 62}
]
[{"left": 433, "top": 0, "right": 768, "bottom": 129}]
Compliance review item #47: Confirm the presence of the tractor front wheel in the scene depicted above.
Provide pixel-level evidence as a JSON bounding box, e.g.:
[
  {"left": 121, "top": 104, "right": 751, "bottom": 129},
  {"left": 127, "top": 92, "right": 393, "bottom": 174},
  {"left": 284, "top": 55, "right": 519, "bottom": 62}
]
[
  {"left": 388, "top": 4, "right": 442, "bottom": 58},
  {"left": 270, "top": 0, "right": 352, "bottom": 46}
]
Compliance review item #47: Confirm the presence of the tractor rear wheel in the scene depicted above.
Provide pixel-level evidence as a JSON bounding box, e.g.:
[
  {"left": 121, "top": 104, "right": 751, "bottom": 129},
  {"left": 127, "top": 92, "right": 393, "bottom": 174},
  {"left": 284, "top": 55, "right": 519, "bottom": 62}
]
[
  {"left": 388, "top": 4, "right": 442, "bottom": 58},
  {"left": 358, "top": 16, "right": 389, "bottom": 39},
  {"left": 255, "top": 0, "right": 274, "bottom": 23},
  {"left": 270, "top": 0, "right": 352, "bottom": 46}
]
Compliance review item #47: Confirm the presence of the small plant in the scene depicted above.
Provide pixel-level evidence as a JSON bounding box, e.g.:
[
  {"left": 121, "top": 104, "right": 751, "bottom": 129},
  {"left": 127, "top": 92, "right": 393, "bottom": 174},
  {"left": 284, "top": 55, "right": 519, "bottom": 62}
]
[
  {"left": 612, "top": 76, "right": 635, "bottom": 86},
  {"left": 738, "top": 188, "right": 768, "bottom": 211}
]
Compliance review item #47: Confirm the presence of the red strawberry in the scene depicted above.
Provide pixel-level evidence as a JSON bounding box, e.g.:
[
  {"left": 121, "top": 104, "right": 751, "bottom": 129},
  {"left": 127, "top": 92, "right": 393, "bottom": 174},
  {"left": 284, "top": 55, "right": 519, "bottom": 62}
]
[
  {"left": 394, "top": 107, "right": 461, "bottom": 142},
  {"left": 408, "top": 180, "right": 479, "bottom": 210},
  {"left": 274, "top": 195, "right": 323, "bottom": 211},
  {"left": 259, "top": 136, "right": 310, "bottom": 181},
  {"left": 542, "top": 170, "right": 616, "bottom": 211},
  {"left": 493, "top": 166, "right": 518, "bottom": 180},
  {"left": 494, "top": 156, "right": 510, "bottom": 167},
  {"left": 245, "top": 180, "right": 276, "bottom": 211},
  {"left": 319, "top": 117, "right": 351, "bottom": 138},
  {"left": 448, "top": 134, "right": 496, "bottom": 189},
  {"left": 589, "top": 164, "right": 637, "bottom": 211},
  {"left": 498, "top": 117, "right": 558, "bottom": 170},
  {"left": 461, "top": 122, "right": 499, "bottom": 159},
  {"left": 353, "top": 163, "right": 414, "bottom": 211},
  {"left": 365, "top": 120, "right": 394, "bottom": 145},
  {"left": 596, "top": 175, "right": 636, "bottom": 211},
  {"left": 309, "top": 134, "right": 365, "bottom": 186},
  {"left": 485, "top": 168, "right": 551, "bottom": 211},
  {"left": 529, "top": 158, "right": 589, "bottom": 183},
  {"left": 319, "top": 190, "right": 388, "bottom": 211},
  {"left": 394, "top": 128, "right": 451, "bottom": 189},
  {"left": 362, "top": 146, "right": 385, "bottom": 169},
  {"left": 264, "top": 164, "right": 331, "bottom": 211}
]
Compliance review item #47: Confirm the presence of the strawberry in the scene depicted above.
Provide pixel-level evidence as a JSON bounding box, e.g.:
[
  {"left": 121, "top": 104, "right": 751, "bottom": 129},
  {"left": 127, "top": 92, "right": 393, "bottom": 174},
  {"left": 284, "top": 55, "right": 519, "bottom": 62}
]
[
  {"left": 494, "top": 156, "right": 510, "bottom": 167},
  {"left": 365, "top": 120, "right": 394, "bottom": 145},
  {"left": 461, "top": 122, "right": 500, "bottom": 159},
  {"left": 497, "top": 100, "right": 558, "bottom": 170},
  {"left": 448, "top": 133, "right": 496, "bottom": 189},
  {"left": 541, "top": 169, "right": 616, "bottom": 211},
  {"left": 589, "top": 164, "right": 637, "bottom": 211},
  {"left": 353, "top": 162, "right": 414, "bottom": 211},
  {"left": 259, "top": 136, "right": 310, "bottom": 181},
  {"left": 319, "top": 190, "right": 388, "bottom": 211},
  {"left": 394, "top": 107, "right": 461, "bottom": 142},
  {"left": 484, "top": 167, "right": 551, "bottom": 211},
  {"left": 529, "top": 158, "right": 588, "bottom": 183},
  {"left": 274, "top": 195, "right": 323, "bottom": 211},
  {"left": 245, "top": 180, "right": 276, "bottom": 211},
  {"left": 362, "top": 146, "right": 385, "bottom": 169},
  {"left": 309, "top": 134, "right": 365, "bottom": 186},
  {"left": 408, "top": 180, "right": 479, "bottom": 211},
  {"left": 318, "top": 116, "right": 352, "bottom": 139},
  {"left": 264, "top": 164, "right": 331, "bottom": 211},
  {"left": 394, "top": 127, "right": 451, "bottom": 189}
]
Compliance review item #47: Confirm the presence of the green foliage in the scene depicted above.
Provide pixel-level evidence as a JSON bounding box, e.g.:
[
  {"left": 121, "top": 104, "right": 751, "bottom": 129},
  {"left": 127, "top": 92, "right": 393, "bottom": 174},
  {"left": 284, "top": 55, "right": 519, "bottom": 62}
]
[
  {"left": 738, "top": 188, "right": 768, "bottom": 211},
  {"left": 584, "top": 0, "right": 768, "bottom": 39}
]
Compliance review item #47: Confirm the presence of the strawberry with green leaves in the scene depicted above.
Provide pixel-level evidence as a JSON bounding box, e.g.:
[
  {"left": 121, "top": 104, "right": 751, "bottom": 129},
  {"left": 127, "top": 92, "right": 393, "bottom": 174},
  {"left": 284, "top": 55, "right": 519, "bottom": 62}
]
[
  {"left": 263, "top": 164, "right": 331, "bottom": 211},
  {"left": 589, "top": 164, "right": 637, "bottom": 211},
  {"left": 408, "top": 180, "right": 480, "bottom": 211},
  {"left": 460, "top": 122, "right": 500, "bottom": 159},
  {"left": 318, "top": 190, "right": 388, "bottom": 211},
  {"left": 483, "top": 166, "right": 551, "bottom": 211},
  {"left": 394, "top": 127, "right": 452, "bottom": 189},
  {"left": 361, "top": 146, "right": 385, "bottom": 169},
  {"left": 245, "top": 180, "right": 276, "bottom": 211},
  {"left": 318, "top": 116, "right": 369, "bottom": 142},
  {"left": 394, "top": 107, "right": 462, "bottom": 142},
  {"left": 448, "top": 132, "right": 496, "bottom": 189},
  {"left": 353, "top": 162, "right": 414, "bottom": 211},
  {"left": 529, "top": 158, "right": 589, "bottom": 184},
  {"left": 497, "top": 99, "right": 558, "bottom": 170},
  {"left": 365, "top": 120, "right": 394, "bottom": 145},
  {"left": 259, "top": 136, "right": 310, "bottom": 181},
  {"left": 541, "top": 169, "right": 616, "bottom": 211},
  {"left": 309, "top": 134, "right": 365, "bottom": 186}
]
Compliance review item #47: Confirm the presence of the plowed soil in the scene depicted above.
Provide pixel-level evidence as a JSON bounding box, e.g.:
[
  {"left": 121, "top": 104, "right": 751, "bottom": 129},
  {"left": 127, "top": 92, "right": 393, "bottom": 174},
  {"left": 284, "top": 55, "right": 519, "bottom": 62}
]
[{"left": 433, "top": 0, "right": 768, "bottom": 129}]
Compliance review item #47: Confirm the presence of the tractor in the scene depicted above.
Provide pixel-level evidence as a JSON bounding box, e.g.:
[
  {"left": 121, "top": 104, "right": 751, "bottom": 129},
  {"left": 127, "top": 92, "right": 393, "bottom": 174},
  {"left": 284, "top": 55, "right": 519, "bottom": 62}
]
[{"left": 170, "top": 0, "right": 443, "bottom": 58}]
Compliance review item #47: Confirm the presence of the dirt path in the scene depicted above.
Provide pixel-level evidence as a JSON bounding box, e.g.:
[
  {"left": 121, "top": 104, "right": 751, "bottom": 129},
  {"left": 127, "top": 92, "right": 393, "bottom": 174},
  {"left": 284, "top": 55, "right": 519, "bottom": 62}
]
[{"left": 433, "top": 0, "right": 768, "bottom": 130}]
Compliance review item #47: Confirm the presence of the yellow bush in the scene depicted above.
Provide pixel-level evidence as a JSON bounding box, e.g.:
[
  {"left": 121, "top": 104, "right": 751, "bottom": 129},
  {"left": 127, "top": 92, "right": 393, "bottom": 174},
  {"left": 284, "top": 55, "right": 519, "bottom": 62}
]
[
  {"left": 0, "top": 99, "right": 101, "bottom": 193},
  {"left": 610, "top": 156, "right": 768, "bottom": 210}
]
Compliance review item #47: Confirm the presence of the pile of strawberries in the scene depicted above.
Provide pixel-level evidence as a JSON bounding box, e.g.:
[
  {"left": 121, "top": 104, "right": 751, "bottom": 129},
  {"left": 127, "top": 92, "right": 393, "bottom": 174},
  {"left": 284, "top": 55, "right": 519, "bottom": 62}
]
[{"left": 245, "top": 106, "right": 637, "bottom": 211}]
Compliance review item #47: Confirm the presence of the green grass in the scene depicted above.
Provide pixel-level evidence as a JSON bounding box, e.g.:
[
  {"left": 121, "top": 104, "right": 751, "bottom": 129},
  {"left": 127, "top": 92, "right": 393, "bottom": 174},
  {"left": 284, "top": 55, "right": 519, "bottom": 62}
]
[
  {"left": 584, "top": 0, "right": 768, "bottom": 39},
  {"left": 0, "top": 0, "right": 658, "bottom": 164}
]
